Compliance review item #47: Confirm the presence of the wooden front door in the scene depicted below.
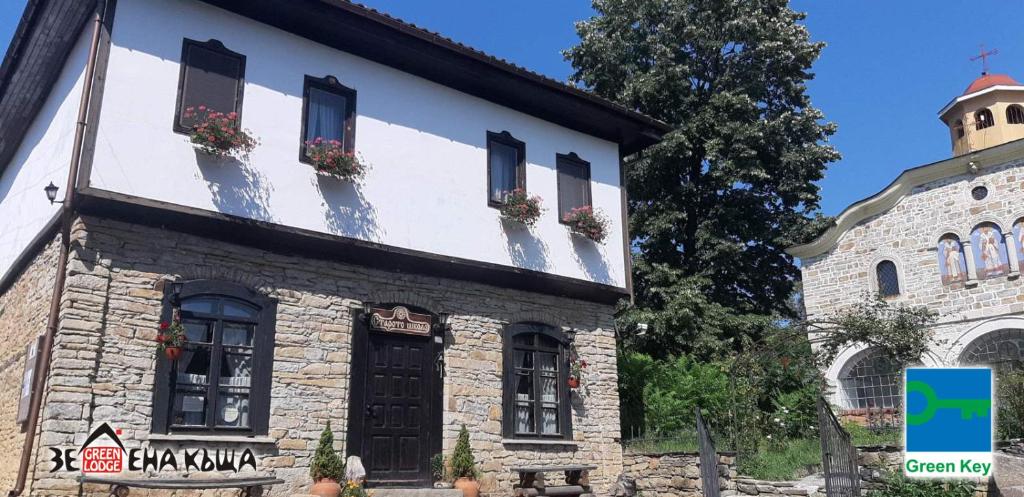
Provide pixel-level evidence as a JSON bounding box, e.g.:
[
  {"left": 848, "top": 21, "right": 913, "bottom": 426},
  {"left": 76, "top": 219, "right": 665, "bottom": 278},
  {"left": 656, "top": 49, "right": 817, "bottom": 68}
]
[{"left": 348, "top": 311, "right": 441, "bottom": 488}]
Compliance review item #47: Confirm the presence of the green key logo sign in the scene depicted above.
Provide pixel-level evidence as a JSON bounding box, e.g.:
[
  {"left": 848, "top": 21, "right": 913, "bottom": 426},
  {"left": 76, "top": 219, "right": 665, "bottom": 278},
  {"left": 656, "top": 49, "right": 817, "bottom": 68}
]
[{"left": 904, "top": 368, "right": 993, "bottom": 478}]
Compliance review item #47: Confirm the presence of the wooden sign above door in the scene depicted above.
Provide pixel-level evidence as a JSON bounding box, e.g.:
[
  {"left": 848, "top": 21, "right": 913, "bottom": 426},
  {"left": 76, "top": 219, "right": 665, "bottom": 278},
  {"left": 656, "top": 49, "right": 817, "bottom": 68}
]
[{"left": 368, "top": 306, "right": 432, "bottom": 336}]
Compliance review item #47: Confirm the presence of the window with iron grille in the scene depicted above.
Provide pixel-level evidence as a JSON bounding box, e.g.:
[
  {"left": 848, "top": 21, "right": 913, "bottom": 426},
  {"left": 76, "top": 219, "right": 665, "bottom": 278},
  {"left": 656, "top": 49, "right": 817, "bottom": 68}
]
[
  {"left": 976, "top": 108, "right": 995, "bottom": 130},
  {"left": 839, "top": 348, "right": 901, "bottom": 410},
  {"left": 1008, "top": 105, "right": 1024, "bottom": 125},
  {"left": 959, "top": 329, "right": 1024, "bottom": 372},
  {"left": 875, "top": 260, "right": 900, "bottom": 298}
]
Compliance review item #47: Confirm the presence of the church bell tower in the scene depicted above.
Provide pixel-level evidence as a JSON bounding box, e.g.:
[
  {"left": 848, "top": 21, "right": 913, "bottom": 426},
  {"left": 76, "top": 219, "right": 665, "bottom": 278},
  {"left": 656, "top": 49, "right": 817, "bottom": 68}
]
[{"left": 939, "top": 48, "right": 1024, "bottom": 156}]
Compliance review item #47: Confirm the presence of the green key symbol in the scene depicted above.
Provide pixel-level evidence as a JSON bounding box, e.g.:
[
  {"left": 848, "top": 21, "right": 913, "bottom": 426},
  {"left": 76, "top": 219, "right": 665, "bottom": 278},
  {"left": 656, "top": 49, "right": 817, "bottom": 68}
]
[{"left": 906, "top": 380, "right": 991, "bottom": 426}]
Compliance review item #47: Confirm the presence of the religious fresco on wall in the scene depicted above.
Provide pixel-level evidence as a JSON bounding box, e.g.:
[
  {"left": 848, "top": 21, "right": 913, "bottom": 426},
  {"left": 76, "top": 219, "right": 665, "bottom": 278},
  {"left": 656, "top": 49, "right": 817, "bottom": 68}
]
[
  {"left": 937, "top": 235, "right": 968, "bottom": 285},
  {"left": 971, "top": 223, "right": 1010, "bottom": 279},
  {"left": 1014, "top": 220, "right": 1024, "bottom": 268}
]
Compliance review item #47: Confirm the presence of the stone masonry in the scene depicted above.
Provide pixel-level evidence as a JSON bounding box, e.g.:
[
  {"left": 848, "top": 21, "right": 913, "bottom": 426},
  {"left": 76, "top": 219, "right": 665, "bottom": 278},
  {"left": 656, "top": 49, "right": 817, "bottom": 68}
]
[
  {"left": 7, "top": 215, "right": 623, "bottom": 497},
  {"left": 621, "top": 451, "right": 736, "bottom": 497},
  {"left": 0, "top": 235, "right": 60, "bottom": 493},
  {"left": 800, "top": 157, "right": 1024, "bottom": 390}
]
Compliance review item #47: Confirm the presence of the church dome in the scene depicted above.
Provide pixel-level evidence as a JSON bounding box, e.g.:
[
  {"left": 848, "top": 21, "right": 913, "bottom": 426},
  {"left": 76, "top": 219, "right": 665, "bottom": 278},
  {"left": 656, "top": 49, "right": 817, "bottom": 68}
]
[{"left": 963, "top": 73, "right": 1022, "bottom": 95}]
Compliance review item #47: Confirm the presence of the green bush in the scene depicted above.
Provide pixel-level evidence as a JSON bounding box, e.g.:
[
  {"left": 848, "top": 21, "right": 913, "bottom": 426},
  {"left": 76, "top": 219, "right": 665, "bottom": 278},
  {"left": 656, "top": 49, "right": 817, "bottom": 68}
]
[
  {"left": 450, "top": 425, "right": 477, "bottom": 479},
  {"left": 310, "top": 421, "right": 345, "bottom": 481},
  {"left": 866, "top": 472, "right": 976, "bottom": 497},
  {"left": 430, "top": 453, "right": 447, "bottom": 482},
  {"left": 997, "top": 368, "right": 1024, "bottom": 440},
  {"left": 642, "top": 356, "right": 732, "bottom": 435}
]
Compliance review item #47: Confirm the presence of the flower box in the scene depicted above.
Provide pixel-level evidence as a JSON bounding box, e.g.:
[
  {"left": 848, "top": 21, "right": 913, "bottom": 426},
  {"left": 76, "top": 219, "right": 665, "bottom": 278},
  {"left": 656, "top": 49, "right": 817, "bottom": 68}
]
[
  {"left": 183, "top": 106, "right": 257, "bottom": 161},
  {"left": 563, "top": 206, "right": 610, "bottom": 243},
  {"left": 305, "top": 137, "right": 366, "bottom": 181},
  {"left": 498, "top": 188, "right": 543, "bottom": 226}
]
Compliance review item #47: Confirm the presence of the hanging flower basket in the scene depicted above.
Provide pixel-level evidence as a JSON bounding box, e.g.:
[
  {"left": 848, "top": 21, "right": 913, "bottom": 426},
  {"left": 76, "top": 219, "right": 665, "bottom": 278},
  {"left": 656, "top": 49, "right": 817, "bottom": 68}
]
[
  {"left": 156, "top": 319, "right": 187, "bottom": 361},
  {"left": 498, "top": 188, "right": 543, "bottom": 226},
  {"left": 563, "top": 206, "right": 610, "bottom": 243},
  {"left": 573, "top": 358, "right": 589, "bottom": 389},
  {"left": 304, "top": 137, "right": 367, "bottom": 181},
  {"left": 183, "top": 106, "right": 258, "bottom": 161}
]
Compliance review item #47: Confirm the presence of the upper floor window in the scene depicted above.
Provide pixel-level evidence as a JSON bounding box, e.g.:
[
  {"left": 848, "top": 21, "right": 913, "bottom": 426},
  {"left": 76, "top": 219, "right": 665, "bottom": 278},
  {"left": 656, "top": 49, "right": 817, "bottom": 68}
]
[
  {"left": 1008, "top": 105, "right": 1024, "bottom": 125},
  {"left": 487, "top": 131, "right": 525, "bottom": 205},
  {"left": 954, "top": 119, "right": 965, "bottom": 138},
  {"left": 174, "top": 39, "right": 246, "bottom": 133},
  {"left": 556, "top": 153, "right": 592, "bottom": 221},
  {"left": 152, "top": 281, "right": 277, "bottom": 436},
  {"left": 875, "top": 260, "right": 900, "bottom": 298},
  {"left": 301, "top": 75, "right": 357, "bottom": 160},
  {"left": 975, "top": 108, "right": 995, "bottom": 130},
  {"left": 502, "top": 322, "right": 572, "bottom": 440}
]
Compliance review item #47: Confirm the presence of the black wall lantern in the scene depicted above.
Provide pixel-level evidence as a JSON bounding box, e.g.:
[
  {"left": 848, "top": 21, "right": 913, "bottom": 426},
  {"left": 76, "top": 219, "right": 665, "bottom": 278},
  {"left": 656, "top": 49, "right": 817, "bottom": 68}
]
[{"left": 44, "top": 182, "right": 61, "bottom": 204}]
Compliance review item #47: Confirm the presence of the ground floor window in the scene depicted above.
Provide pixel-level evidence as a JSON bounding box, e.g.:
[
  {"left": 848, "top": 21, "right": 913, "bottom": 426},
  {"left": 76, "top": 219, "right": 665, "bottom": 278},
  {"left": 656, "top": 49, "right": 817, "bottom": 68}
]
[
  {"left": 151, "top": 280, "right": 277, "bottom": 435},
  {"left": 838, "top": 348, "right": 901, "bottom": 411},
  {"left": 502, "top": 322, "right": 572, "bottom": 440},
  {"left": 959, "top": 328, "right": 1024, "bottom": 371}
]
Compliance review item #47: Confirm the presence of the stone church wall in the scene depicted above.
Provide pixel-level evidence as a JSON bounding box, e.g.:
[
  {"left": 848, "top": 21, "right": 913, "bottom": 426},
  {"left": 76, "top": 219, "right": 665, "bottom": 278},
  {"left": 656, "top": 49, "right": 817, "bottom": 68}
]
[
  {"left": 800, "top": 157, "right": 1024, "bottom": 381},
  {"left": 21, "top": 215, "right": 622, "bottom": 497}
]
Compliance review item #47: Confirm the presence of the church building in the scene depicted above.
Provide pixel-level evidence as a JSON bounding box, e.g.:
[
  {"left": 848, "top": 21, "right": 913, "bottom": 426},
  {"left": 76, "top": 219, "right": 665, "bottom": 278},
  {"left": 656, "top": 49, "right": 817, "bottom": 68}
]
[{"left": 790, "top": 68, "right": 1024, "bottom": 415}]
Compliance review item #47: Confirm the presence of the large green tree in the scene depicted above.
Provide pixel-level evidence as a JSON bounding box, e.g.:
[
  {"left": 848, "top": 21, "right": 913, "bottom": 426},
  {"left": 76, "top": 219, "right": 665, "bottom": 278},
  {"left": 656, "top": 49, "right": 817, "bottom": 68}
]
[{"left": 566, "top": 0, "right": 839, "bottom": 358}]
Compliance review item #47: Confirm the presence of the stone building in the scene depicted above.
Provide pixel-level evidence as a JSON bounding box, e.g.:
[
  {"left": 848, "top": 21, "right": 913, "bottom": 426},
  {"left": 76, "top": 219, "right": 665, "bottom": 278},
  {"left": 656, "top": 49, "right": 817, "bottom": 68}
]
[
  {"left": 789, "top": 70, "right": 1024, "bottom": 414},
  {"left": 0, "top": 1, "right": 668, "bottom": 496}
]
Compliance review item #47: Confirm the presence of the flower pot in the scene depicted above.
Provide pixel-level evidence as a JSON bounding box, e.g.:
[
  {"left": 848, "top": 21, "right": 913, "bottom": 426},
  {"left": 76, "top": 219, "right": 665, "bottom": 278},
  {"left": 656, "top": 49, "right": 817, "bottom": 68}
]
[
  {"left": 164, "top": 347, "right": 183, "bottom": 361},
  {"left": 310, "top": 478, "right": 342, "bottom": 497},
  {"left": 567, "top": 376, "right": 580, "bottom": 389},
  {"left": 453, "top": 477, "right": 480, "bottom": 497}
]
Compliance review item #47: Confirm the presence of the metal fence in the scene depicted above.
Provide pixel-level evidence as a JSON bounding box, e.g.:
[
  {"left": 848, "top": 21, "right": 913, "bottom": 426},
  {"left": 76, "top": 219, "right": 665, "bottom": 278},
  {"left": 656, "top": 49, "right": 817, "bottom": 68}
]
[
  {"left": 696, "top": 408, "right": 720, "bottom": 497},
  {"left": 817, "top": 397, "right": 860, "bottom": 497}
]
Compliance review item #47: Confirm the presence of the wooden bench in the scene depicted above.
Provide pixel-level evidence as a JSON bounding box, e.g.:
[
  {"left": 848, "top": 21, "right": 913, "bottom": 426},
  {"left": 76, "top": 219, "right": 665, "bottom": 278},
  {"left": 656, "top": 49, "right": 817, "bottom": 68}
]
[
  {"left": 79, "top": 475, "right": 284, "bottom": 497},
  {"left": 509, "top": 465, "right": 597, "bottom": 497}
]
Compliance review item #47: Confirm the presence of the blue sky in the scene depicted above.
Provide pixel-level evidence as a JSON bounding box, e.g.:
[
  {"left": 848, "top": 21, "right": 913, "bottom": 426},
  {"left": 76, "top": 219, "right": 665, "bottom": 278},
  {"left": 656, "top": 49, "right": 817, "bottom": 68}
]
[{"left": 2, "top": 1, "right": 1022, "bottom": 216}]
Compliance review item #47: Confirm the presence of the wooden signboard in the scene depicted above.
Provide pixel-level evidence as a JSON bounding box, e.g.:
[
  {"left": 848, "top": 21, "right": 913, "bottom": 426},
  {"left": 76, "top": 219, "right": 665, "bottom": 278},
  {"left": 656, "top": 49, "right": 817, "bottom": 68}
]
[
  {"left": 16, "top": 335, "right": 43, "bottom": 424},
  {"left": 368, "top": 306, "right": 432, "bottom": 336}
]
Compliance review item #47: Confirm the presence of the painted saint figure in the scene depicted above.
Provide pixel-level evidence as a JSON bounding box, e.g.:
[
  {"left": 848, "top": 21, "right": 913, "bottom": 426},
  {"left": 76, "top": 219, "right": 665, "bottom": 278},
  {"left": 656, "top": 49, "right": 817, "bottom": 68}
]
[
  {"left": 981, "top": 227, "right": 1002, "bottom": 274},
  {"left": 943, "top": 238, "right": 963, "bottom": 281},
  {"left": 972, "top": 223, "right": 1009, "bottom": 279}
]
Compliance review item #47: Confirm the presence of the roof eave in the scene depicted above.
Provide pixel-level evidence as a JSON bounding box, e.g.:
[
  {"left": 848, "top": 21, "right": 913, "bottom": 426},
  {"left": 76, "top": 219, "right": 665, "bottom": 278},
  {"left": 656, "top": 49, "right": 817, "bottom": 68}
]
[
  {"left": 787, "top": 137, "right": 1024, "bottom": 260},
  {"left": 937, "top": 85, "right": 1024, "bottom": 120}
]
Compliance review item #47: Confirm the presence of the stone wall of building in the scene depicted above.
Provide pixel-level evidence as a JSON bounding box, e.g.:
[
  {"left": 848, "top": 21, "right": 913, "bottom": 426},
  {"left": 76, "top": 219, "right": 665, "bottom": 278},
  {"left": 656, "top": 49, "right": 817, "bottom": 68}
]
[
  {"left": 0, "top": 235, "right": 60, "bottom": 495},
  {"left": 26, "top": 216, "right": 623, "bottom": 497},
  {"left": 621, "top": 451, "right": 736, "bottom": 497}
]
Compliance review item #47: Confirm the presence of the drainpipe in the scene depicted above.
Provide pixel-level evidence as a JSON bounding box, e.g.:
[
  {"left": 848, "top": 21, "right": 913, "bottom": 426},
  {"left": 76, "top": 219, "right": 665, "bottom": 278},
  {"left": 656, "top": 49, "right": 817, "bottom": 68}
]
[{"left": 8, "top": 7, "right": 104, "bottom": 497}]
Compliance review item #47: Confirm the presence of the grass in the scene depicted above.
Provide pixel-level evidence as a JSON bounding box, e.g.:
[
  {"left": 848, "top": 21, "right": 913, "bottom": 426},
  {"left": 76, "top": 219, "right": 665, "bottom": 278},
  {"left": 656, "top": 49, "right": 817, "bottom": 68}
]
[
  {"left": 737, "top": 438, "right": 821, "bottom": 481},
  {"left": 844, "top": 422, "right": 901, "bottom": 446}
]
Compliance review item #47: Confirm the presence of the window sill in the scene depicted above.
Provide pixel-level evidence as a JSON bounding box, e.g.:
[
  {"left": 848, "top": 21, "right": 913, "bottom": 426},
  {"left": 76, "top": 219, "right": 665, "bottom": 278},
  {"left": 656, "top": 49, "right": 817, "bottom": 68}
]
[
  {"left": 146, "top": 433, "right": 277, "bottom": 445},
  {"left": 501, "top": 438, "right": 578, "bottom": 448}
]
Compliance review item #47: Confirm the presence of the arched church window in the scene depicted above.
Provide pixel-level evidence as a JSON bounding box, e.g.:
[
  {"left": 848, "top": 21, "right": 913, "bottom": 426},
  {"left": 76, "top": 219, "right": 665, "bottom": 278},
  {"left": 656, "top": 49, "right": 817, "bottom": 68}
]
[
  {"left": 839, "top": 348, "right": 901, "bottom": 410},
  {"left": 959, "top": 329, "right": 1024, "bottom": 372},
  {"left": 875, "top": 260, "right": 900, "bottom": 298},
  {"left": 954, "top": 119, "right": 965, "bottom": 138},
  {"left": 1008, "top": 105, "right": 1024, "bottom": 125},
  {"left": 975, "top": 108, "right": 995, "bottom": 130},
  {"left": 937, "top": 235, "right": 968, "bottom": 285},
  {"left": 970, "top": 222, "right": 1010, "bottom": 279}
]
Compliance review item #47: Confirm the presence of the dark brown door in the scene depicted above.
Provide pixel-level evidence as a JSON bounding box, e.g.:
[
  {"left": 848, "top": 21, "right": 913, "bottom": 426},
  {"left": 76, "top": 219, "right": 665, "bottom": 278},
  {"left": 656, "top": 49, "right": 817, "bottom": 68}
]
[{"left": 362, "top": 331, "right": 434, "bottom": 486}]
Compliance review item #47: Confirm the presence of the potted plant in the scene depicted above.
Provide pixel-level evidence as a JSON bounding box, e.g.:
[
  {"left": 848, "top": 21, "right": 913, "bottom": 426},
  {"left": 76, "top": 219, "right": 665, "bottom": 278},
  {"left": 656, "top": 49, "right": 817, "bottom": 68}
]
[
  {"left": 156, "top": 319, "right": 187, "bottom": 361},
  {"left": 431, "top": 453, "right": 451, "bottom": 488},
  {"left": 450, "top": 425, "right": 479, "bottom": 497},
  {"left": 498, "top": 188, "right": 543, "bottom": 227},
  {"left": 182, "top": 106, "right": 258, "bottom": 161},
  {"left": 305, "top": 137, "right": 367, "bottom": 181},
  {"left": 310, "top": 421, "right": 346, "bottom": 497},
  {"left": 562, "top": 206, "right": 610, "bottom": 243}
]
